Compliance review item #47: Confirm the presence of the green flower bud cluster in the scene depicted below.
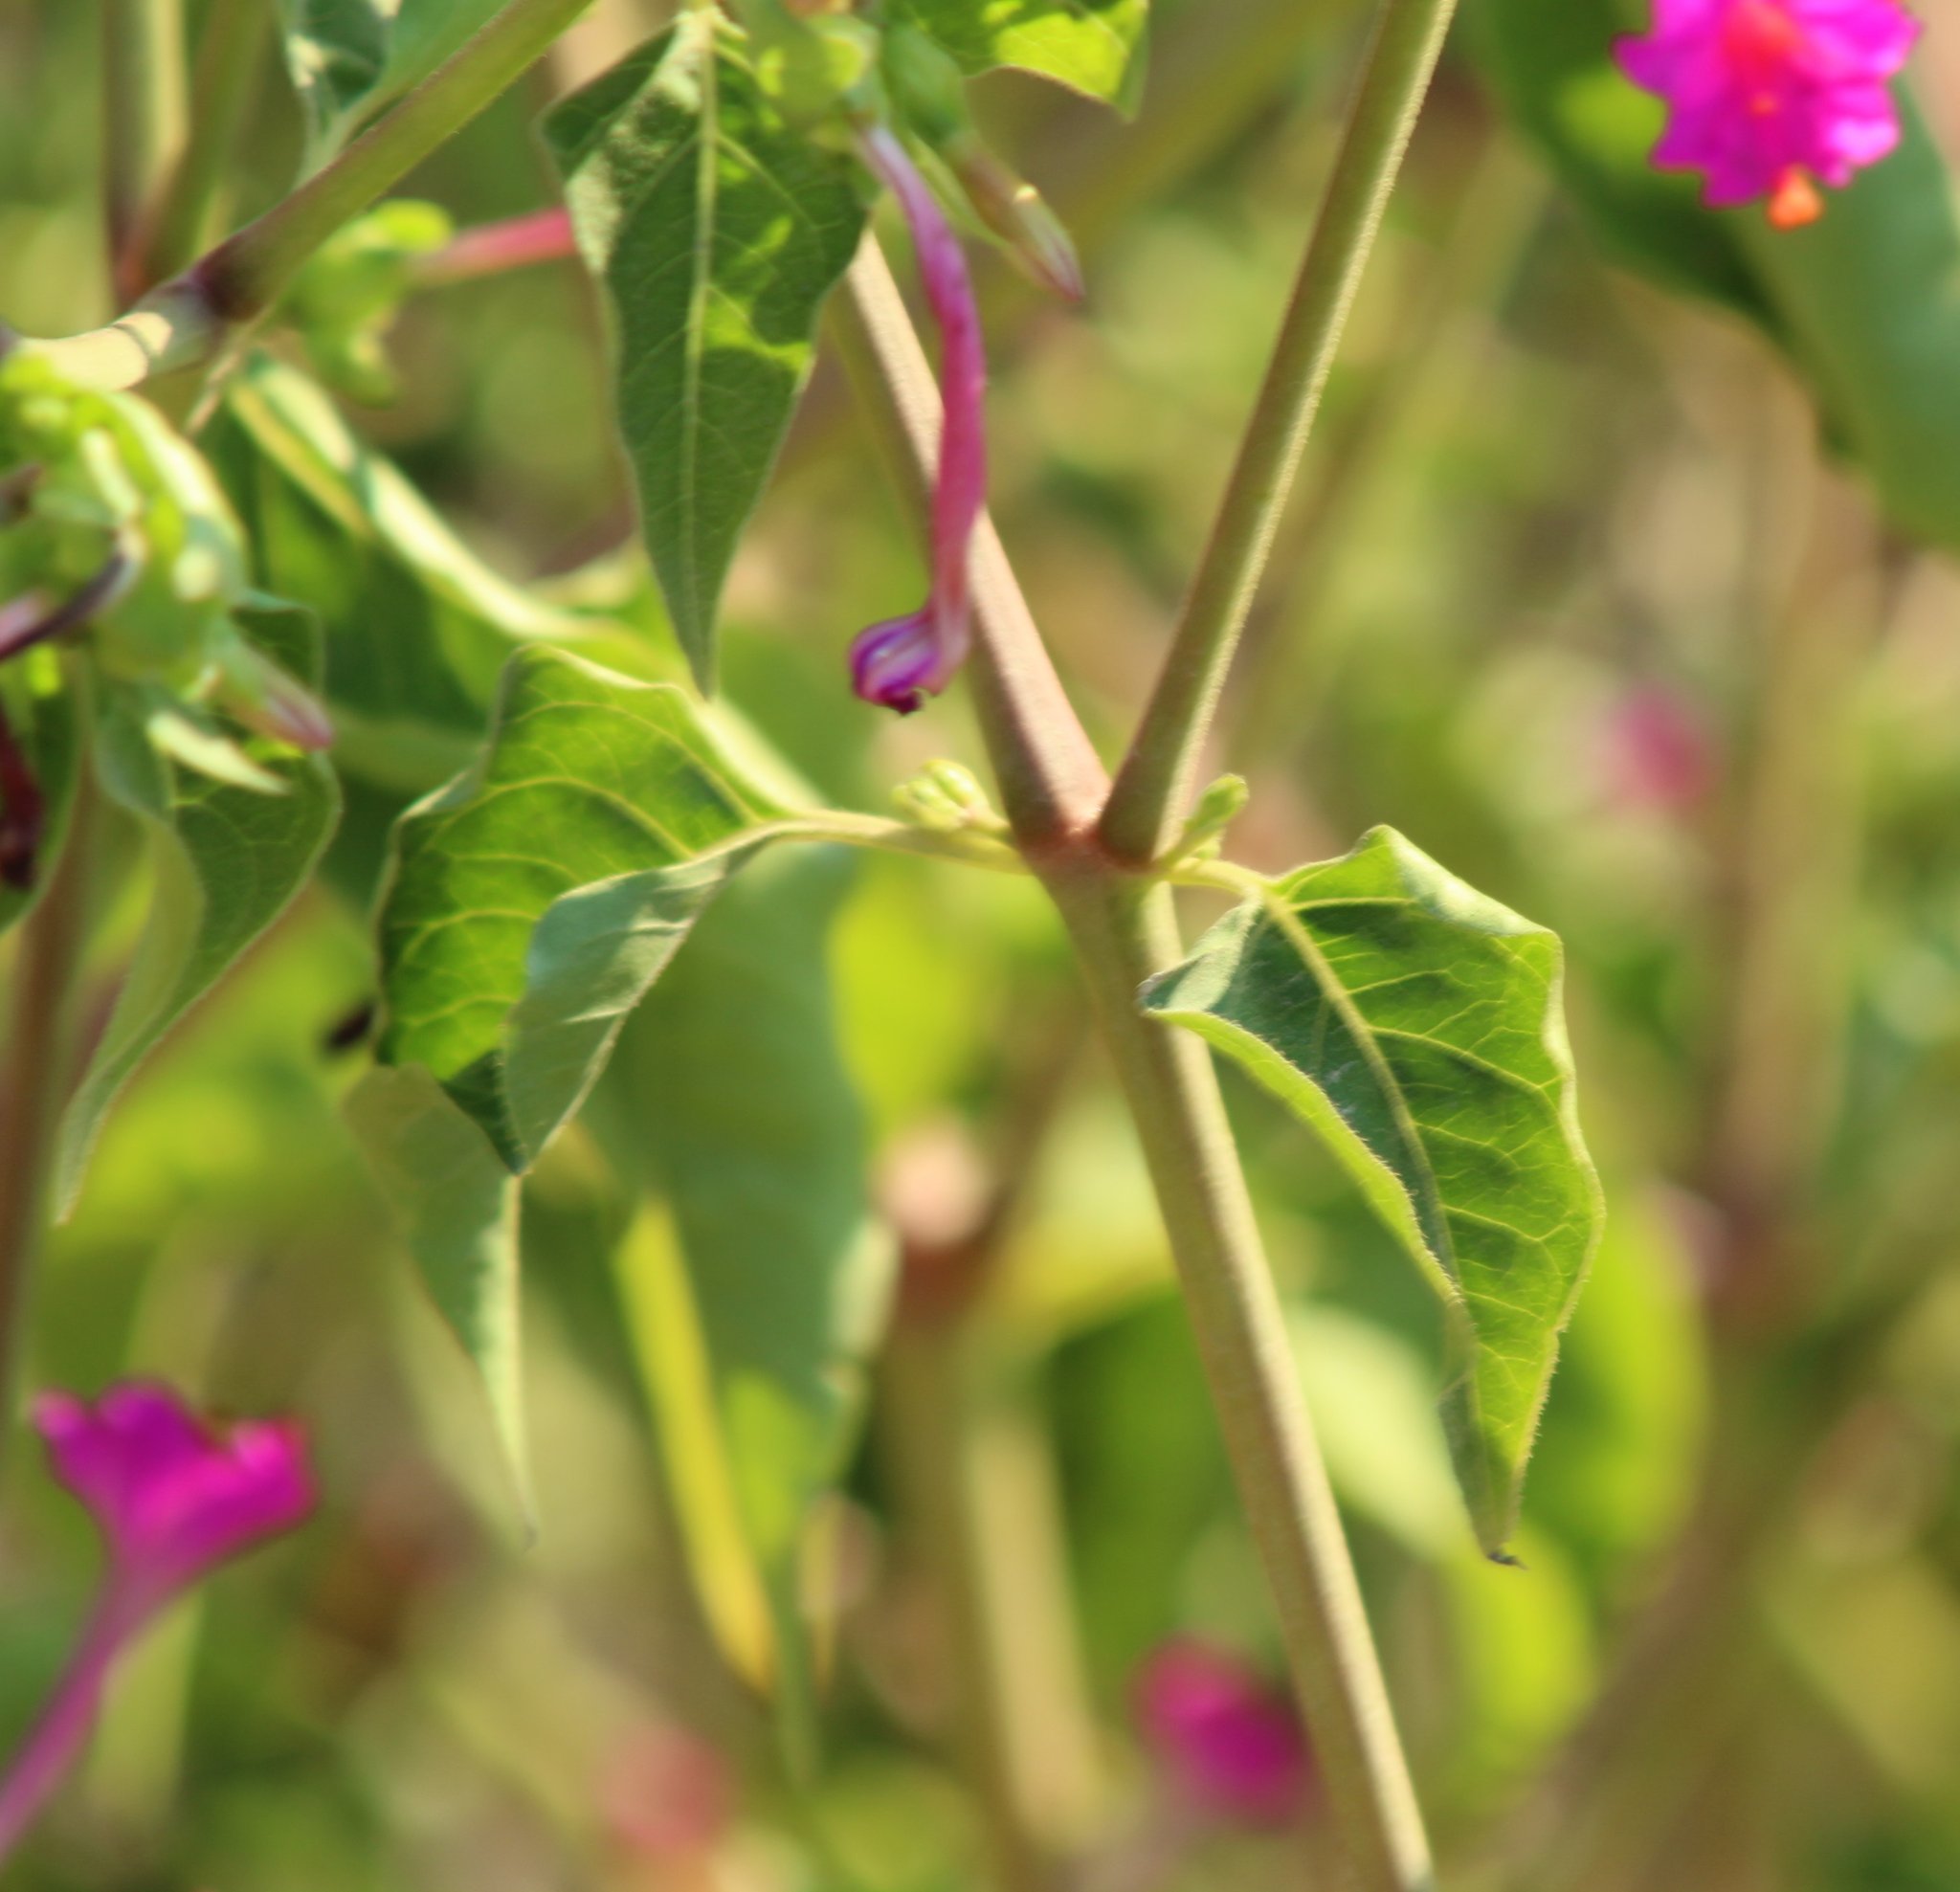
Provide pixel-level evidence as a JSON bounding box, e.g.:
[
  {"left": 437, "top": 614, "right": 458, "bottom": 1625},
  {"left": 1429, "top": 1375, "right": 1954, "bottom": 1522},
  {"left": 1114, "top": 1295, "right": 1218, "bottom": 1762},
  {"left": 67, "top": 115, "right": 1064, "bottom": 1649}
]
[{"left": 0, "top": 354, "right": 330, "bottom": 791}]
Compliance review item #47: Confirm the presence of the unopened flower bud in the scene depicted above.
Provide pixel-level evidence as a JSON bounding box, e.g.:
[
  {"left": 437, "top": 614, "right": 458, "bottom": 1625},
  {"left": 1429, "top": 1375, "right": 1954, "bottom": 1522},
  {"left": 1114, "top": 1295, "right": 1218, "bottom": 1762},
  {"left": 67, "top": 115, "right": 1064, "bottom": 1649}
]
[{"left": 943, "top": 133, "right": 1085, "bottom": 304}]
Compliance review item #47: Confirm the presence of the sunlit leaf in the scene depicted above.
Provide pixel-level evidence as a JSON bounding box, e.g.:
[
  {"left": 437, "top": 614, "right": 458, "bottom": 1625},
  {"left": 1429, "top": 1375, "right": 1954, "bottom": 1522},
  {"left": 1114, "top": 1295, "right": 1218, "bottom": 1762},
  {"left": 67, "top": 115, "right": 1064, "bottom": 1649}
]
[
  {"left": 891, "top": 0, "right": 1149, "bottom": 115},
  {"left": 544, "top": 16, "right": 870, "bottom": 690},
  {"left": 56, "top": 605, "right": 341, "bottom": 1214},
  {"left": 1472, "top": 0, "right": 1960, "bottom": 558},
  {"left": 374, "top": 646, "right": 794, "bottom": 1170},
  {"left": 343, "top": 1063, "right": 531, "bottom": 1518},
  {"left": 1141, "top": 828, "right": 1603, "bottom": 1556},
  {"left": 596, "top": 847, "right": 894, "bottom": 1701}
]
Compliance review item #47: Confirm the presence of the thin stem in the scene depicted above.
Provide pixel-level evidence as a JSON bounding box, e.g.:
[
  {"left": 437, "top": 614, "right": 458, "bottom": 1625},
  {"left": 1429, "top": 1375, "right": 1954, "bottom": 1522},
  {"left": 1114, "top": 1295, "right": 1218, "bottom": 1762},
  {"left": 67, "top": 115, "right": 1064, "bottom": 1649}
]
[
  {"left": 830, "top": 238, "right": 1107, "bottom": 845},
  {"left": 130, "top": 0, "right": 270, "bottom": 293},
  {"left": 1098, "top": 0, "right": 1460, "bottom": 866},
  {"left": 0, "top": 775, "right": 100, "bottom": 1442},
  {"left": 103, "top": 0, "right": 189, "bottom": 301},
  {"left": 196, "top": 0, "right": 596, "bottom": 319},
  {"left": 835, "top": 245, "right": 1435, "bottom": 1888},
  {"left": 8, "top": 0, "right": 598, "bottom": 390},
  {"left": 1046, "top": 870, "right": 1435, "bottom": 1891}
]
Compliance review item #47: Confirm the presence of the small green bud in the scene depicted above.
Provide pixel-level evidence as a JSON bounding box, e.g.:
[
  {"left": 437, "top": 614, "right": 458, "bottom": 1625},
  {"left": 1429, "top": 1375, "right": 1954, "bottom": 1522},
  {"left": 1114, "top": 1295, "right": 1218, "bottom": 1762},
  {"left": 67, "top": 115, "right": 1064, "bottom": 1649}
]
[
  {"left": 1168, "top": 774, "right": 1250, "bottom": 865},
  {"left": 894, "top": 760, "right": 1007, "bottom": 835}
]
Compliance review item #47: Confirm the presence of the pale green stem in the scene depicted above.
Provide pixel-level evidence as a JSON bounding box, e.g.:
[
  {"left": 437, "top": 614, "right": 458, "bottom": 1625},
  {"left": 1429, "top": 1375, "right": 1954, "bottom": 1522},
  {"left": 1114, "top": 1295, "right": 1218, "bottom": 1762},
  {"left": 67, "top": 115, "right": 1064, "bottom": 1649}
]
[
  {"left": 130, "top": 0, "right": 270, "bottom": 292},
  {"left": 1098, "top": 0, "right": 1461, "bottom": 866},
  {"left": 103, "top": 0, "right": 189, "bottom": 299},
  {"left": 836, "top": 231, "right": 1437, "bottom": 1892},
  {"left": 830, "top": 240, "right": 1109, "bottom": 846},
  {"left": 8, "top": 0, "right": 598, "bottom": 390},
  {"left": 1044, "top": 869, "right": 1437, "bottom": 1892}
]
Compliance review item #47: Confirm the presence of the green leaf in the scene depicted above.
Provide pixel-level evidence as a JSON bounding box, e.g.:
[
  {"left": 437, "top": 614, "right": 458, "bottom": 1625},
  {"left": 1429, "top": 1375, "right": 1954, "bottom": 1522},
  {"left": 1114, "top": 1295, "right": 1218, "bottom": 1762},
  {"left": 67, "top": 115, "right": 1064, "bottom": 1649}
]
[
  {"left": 211, "top": 357, "right": 642, "bottom": 799},
  {"left": 890, "top": 0, "right": 1149, "bottom": 114},
  {"left": 0, "top": 650, "right": 82, "bottom": 940},
  {"left": 276, "top": 0, "right": 506, "bottom": 167},
  {"left": 594, "top": 845, "right": 894, "bottom": 1701},
  {"left": 56, "top": 605, "right": 341, "bottom": 1215},
  {"left": 374, "top": 646, "right": 794, "bottom": 1170},
  {"left": 544, "top": 17, "right": 870, "bottom": 690},
  {"left": 343, "top": 1064, "right": 531, "bottom": 1519},
  {"left": 1141, "top": 829, "right": 1603, "bottom": 1556},
  {"left": 1471, "top": 0, "right": 1960, "bottom": 559}
]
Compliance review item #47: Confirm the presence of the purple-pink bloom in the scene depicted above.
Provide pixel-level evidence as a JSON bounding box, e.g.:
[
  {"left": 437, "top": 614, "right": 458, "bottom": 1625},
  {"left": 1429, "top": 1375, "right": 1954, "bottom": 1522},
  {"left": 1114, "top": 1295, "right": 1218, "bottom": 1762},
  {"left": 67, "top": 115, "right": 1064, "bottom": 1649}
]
[
  {"left": 1135, "top": 1640, "right": 1311, "bottom": 1828},
  {"left": 1616, "top": 0, "right": 1922, "bottom": 226},
  {"left": 0, "top": 1384, "right": 314, "bottom": 1860},
  {"left": 851, "top": 124, "right": 989, "bottom": 715}
]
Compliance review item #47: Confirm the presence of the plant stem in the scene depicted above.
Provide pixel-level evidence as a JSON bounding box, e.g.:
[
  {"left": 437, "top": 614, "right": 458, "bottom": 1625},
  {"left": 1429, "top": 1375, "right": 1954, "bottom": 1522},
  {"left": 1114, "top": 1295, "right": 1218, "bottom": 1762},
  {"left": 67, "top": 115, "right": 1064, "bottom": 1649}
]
[
  {"left": 0, "top": 778, "right": 99, "bottom": 1439},
  {"left": 103, "top": 0, "right": 189, "bottom": 301},
  {"left": 130, "top": 0, "right": 270, "bottom": 293},
  {"left": 836, "top": 247, "right": 1436, "bottom": 1889},
  {"left": 10, "top": 0, "right": 598, "bottom": 390},
  {"left": 1045, "top": 869, "right": 1436, "bottom": 1892},
  {"left": 1097, "top": 0, "right": 1460, "bottom": 867},
  {"left": 831, "top": 239, "right": 1108, "bottom": 845}
]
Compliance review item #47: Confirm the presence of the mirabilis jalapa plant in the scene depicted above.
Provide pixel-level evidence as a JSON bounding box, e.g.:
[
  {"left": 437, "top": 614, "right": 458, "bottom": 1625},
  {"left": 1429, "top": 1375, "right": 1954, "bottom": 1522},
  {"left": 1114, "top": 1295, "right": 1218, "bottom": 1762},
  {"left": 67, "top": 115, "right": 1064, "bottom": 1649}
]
[{"left": 0, "top": 0, "right": 1943, "bottom": 1881}]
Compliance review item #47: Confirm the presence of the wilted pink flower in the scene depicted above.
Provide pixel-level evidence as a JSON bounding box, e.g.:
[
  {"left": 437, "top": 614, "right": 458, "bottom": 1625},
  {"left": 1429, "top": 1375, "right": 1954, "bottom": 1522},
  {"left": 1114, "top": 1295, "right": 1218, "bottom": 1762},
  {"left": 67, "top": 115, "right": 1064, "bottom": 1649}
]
[
  {"left": 1616, "top": 0, "right": 1922, "bottom": 227},
  {"left": 0, "top": 1385, "right": 313, "bottom": 1859},
  {"left": 1136, "top": 1640, "right": 1311, "bottom": 1828},
  {"left": 850, "top": 124, "right": 989, "bottom": 715}
]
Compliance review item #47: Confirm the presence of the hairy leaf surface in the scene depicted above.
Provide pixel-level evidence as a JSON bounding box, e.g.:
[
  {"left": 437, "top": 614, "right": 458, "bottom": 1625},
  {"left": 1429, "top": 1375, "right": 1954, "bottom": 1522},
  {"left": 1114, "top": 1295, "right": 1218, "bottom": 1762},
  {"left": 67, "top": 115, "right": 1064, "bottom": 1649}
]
[
  {"left": 1142, "top": 829, "right": 1602, "bottom": 1555},
  {"left": 544, "top": 17, "right": 869, "bottom": 690}
]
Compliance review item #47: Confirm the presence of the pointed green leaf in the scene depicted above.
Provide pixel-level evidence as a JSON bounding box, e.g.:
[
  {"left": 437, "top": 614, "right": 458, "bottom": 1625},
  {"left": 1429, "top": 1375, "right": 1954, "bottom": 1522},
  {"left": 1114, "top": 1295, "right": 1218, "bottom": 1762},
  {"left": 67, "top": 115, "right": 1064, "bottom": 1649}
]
[
  {"left": 56, "top": 606, "right": 341, "bottom": 1214},
  {"left": 374, "top": 646, "right": 795, "bottom": 1169},
  {"left": 594, "top": 845, "right": 895, "bottom": 1699},
  {"left": 277, "top": 0, "right": 508, "bottom": 167},
  {"left": 343, "top": 1064, "right": 531, "bottom": 1518},
  {"left": 890, "top": 0, "right": 1149, "bottom": 115},
  {"left": 1141, "top": 828, "right": 1602, "bottom": 1556},
  {"left": 1472, "top": 0, "right": 1960, "bottom": 559},
  {"left": 544, "top": 18, "right": 870, "bottom": 690}
]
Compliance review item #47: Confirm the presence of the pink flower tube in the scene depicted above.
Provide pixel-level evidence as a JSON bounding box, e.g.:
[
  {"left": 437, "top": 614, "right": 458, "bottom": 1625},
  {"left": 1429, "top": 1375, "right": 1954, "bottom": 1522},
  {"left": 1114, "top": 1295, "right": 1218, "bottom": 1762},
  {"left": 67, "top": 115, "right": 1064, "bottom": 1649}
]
[
  {"left": 850, "top": 124, "right": 989, "bottom": 715},
  {"left": 1616, "top": 0, "right": 1923, "bottom": 228},
  {"left": 0, "top": 1384, "right": 314, "bottom": 1860}
]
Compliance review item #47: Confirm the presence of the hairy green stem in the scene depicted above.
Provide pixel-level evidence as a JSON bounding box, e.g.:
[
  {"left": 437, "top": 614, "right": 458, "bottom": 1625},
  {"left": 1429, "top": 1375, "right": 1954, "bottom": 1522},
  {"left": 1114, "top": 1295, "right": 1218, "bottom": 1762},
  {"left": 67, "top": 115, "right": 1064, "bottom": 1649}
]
[
  {"left": 10, "top": 0, "right": 597, "bottom": 390},
  {"left": 836, "top": 229, "right": 1436, "bottom": 1889},
  {"left": 831, "top": 240, "right": 1108, "bottom": 845},
  {"left": 0, "top": 779, "right": 99, "bottom": 1440},
  {"left": 1098, "top": 0, "right": 1460, "bottom": 866},
  {"left": 103, "top": 0, "right": 189, "bottom": 300},
  {"left": 1046, "top": 869, "right": 1436, "bottom": 1892},
  {"left": 131, "top": 0, "right": 270, "bottom": 293}
]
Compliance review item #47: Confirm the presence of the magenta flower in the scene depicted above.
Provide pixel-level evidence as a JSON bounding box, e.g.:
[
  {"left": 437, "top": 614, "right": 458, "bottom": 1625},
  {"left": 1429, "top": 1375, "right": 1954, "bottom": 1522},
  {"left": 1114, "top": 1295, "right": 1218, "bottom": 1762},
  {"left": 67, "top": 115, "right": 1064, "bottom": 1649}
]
[
  {"left": 1616, "top": 0, "right": 1923, "bottom": 227},
  {"left": 0, "top": 1384, "right": 314, "bottom": 1859},
  {"left": 850, "top": 124, "right": 989, "bottom": 715},
  {"left": 1135, "top": 1640, "right": 1311, "bottom": 1828}
]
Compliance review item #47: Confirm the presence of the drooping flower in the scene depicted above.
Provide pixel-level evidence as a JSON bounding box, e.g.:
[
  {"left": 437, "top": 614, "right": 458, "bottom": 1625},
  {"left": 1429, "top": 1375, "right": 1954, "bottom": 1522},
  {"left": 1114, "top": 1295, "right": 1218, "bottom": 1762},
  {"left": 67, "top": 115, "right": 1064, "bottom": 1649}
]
[
  {"left": 0, "top": 1385, "right": 314, "bottom": 1859},
  {"left": 1615, "top": 0, "right": 1923, "bottom": 227},
  {"left": 850, "top": 124, "right": 989, "bottom": 715},
  {"left": 1135, "top": 1640, "right": 1312, "bottom": 1828}
]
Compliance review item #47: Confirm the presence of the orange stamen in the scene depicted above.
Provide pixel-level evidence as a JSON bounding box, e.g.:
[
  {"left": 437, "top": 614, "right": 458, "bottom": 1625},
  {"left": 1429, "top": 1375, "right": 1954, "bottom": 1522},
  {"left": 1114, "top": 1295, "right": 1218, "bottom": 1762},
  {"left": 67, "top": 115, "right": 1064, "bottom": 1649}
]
[{"left": 1768, "top": 167, "right": 1824, "bottom": 230}]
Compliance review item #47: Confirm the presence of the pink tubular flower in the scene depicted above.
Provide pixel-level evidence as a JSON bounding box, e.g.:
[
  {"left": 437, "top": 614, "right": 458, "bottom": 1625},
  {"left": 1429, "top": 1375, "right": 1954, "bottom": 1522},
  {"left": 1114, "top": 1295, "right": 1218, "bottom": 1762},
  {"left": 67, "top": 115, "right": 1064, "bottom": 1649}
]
[
  {"left": 850, "top": 124, "right": 989, "bottom": 715},
  {"left": 1136, "top": 1640, "right": 1311, "bottom": 1828},
  {"left": 0, "top": 1385, "right": 314, "bottom": 1860},
  {"left": 1616, "top": 0, "right": 1923, "bottom": 227}
]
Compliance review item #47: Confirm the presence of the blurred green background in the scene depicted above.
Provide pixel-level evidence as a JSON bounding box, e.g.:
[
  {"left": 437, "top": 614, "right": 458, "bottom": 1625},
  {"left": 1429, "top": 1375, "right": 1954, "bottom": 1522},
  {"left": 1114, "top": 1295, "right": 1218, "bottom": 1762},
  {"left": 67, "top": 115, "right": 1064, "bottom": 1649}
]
[{"left": 7, "top": 2, "right": 1960, "bottom": 1887}]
